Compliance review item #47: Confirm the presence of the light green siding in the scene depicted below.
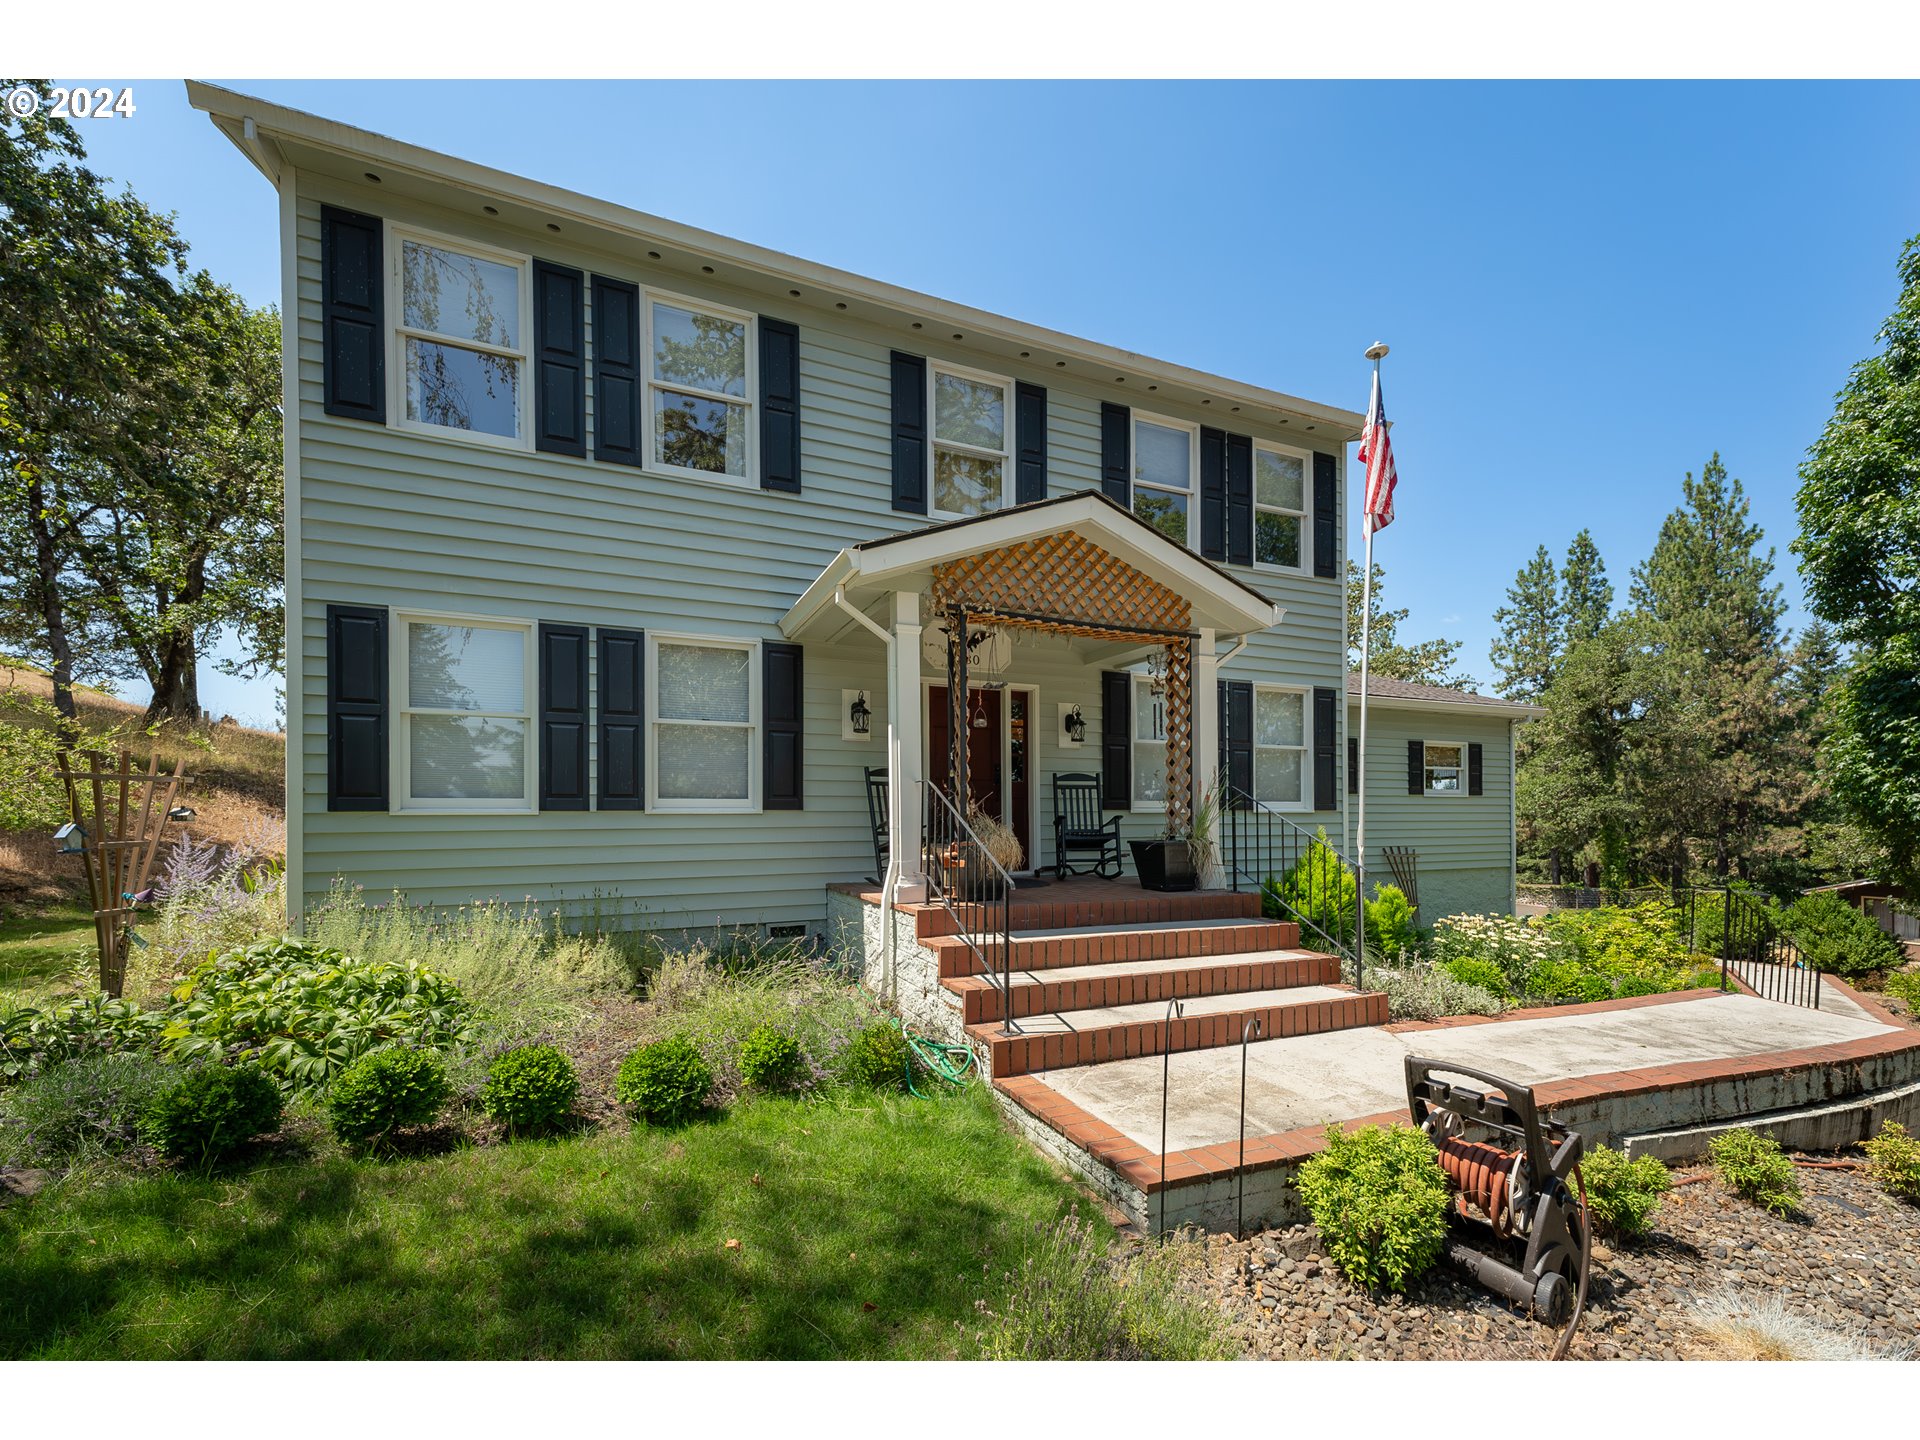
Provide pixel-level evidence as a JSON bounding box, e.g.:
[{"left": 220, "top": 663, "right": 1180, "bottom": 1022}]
[
  {"left": 1349, "top": 704, "right": 1518, "bottom": 921},
  {"left": 290, "top": 169, "right": 1350, "bottom": 936}
]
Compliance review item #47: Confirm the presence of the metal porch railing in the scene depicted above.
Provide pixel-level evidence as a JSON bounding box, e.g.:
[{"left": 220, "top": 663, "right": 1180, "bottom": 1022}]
[
  {"left": 1220, "top": 786, "right": 1362, "bottom": 991},
  {"left": 1674, "top": 885, "right": 1823, "bottom": 1010},
  {"left": 921, "top": 780, "right": 1017, "bottom": 1035}
]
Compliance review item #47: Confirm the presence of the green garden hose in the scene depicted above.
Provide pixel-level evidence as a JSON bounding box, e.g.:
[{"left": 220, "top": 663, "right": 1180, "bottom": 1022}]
[{"left": 899, "top": 1018, "right": 975, "bottom": 1096}]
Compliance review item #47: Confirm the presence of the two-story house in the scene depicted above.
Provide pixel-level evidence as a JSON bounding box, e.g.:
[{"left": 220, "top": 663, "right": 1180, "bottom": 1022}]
[{"left": 192, "top": 82, "right": 1532, "bottom": 946}]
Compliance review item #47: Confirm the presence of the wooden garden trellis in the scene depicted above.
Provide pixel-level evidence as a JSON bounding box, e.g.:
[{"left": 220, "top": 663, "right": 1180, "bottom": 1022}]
[{"left": 53, "top": 749, "right": 190, "bottom": 998}]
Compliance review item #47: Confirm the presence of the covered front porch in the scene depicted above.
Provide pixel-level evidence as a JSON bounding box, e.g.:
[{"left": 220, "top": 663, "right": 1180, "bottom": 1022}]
[{"left": 781, "top": 491, "right": 1285, "bottom": 901}]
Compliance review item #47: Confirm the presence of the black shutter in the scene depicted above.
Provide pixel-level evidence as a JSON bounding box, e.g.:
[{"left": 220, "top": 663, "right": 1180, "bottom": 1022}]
[
  {"left": 597, "top": 628, "right": 644, "bottom": 810},
  {"left": 537, "top": 623, "right": 589, "bottom": 810},
  {"left": 1468, "top": 742, "right": 1485, "bottom": 797},
  {"left": 1223, "top": 680, "right": 1253, "bottom": 804},
  {"left": 1313, "top": 687, "right": 1337, "bottom": 812},
  {"left": 1348, "top": 736, "right": 1359, "bottom": 795},
  {"left": 1015, "top": 381, "right": 1048, "bottom": 505},
  {"left": 890, "top": 351, "right": 927, "bottom": 514},
  {"left": 760, "top": 317, "right": 801, "bottom": 493},
  {"left": 533, "top": 261, "right": 586, "bottom": 457},
  {"left": 1100, "top": 402, "right": 1130, "bottom": 505},
  {"left": 320, "top": 206, "right": 385, "bottom": 423},
  {"left": 590, "top": 276, "right": 641, "bottom": 467},
  {"left": 1199, "top": 426, "right": 1227, "bottom": 561},
  {"left": 1101, "top": 670, "right": 1132, "bottom": 811},
  {"left": 764, "top": 643, "right": 804, "bottom": 810},
  {"left": 1226, "top": 432, "right": 1254, "bottom": 567},
  {"left": 1313, "top": 451, "right": 1339, "bottom": 578},
  {"left": 1408, "top": 739, "right": 1425, "bottom": 795},
  {"left": 326, "top": 604, "right": 387, "bottom": 810}
]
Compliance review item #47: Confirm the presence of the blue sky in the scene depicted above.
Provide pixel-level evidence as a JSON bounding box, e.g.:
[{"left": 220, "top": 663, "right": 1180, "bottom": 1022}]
[{"left": 60, "top": 79, "right": 1920, "bottom": 723}]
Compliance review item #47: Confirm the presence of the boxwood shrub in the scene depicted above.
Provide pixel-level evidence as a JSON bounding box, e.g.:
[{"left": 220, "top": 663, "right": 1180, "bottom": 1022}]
[
  {"left": 736, "top": 1023, "right": 808, "bottom": 1091},
  {"left": 1580, "top": 1145, "right": 1672, "bottom": 1238},
  {"left": 615, "top": 1035, "right": 712, "bottom": 1124},
  {"left": 478, "top": 1044, "right": 579, "bottom": 1135},
  {"left": 143, "top": 1063, "right": 282, "bottom": 1166},
  {"left": 1296, "top": 1123, "right": 1451, "bottom": 1292},
  {"left": 843, "top": 1022, "right": 912, "bottom": 1090},
  {"left": 327, "top": 1046, "right": 451, "bottom": 1147}
]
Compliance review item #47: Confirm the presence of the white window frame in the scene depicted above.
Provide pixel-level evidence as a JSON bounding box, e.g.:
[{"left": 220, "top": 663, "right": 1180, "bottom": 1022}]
[
  {"left": 1131, "top": 672, "right": 1168, "bottom": 813},
  {"left": 388, "top": 223, "right": 533, "bottom": 452},
  {"left": 1251, "top": 440, "right": 1312, "bottom": 575},
  {"left": 646, "top": 631, "right": 762, "bottom": 814},
  {"left": 1423, "top": 740, "right": 1467, "bottom": 798},
  {"left": 927, "top": 359, "right": 1015, "bottom": 521},
  {"left": 642, "top": 288, "right": 759, "bottom": 488},
  {"left": 1130, "top": 411, "right": 1199, "bottom": 548},
  {"left": 389, "top": 608, "right": 538, "bottom": 815},
  {"left": 1251, "top": 683, "right": 1312, "bottom": 813}
]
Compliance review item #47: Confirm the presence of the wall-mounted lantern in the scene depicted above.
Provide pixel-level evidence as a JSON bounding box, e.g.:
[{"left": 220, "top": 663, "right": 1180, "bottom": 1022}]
[
  {"left": 849, "top": 691, "right": 872, "bottom": 737},
  {"left": 1062, "top": 704, "right": 1087, "bottom": 745}
]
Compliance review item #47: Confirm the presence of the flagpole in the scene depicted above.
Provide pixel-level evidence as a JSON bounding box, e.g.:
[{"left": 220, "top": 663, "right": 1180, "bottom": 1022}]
[{"left": 1354, "top": 341, "right": 1389, "bottom": 981}]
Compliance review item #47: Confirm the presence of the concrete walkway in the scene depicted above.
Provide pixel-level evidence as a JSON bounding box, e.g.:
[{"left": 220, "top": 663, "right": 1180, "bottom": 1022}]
[{"left": 1036, "top": 991, "right": 1898, "bottom": 1155}]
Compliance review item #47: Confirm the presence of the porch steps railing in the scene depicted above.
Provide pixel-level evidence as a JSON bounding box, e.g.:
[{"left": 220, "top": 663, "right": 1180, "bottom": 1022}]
[
  {"left": 920, "top": 780, "right": 1017, "bottom": 1035},
  {"left": 1220, "top": 786, "right": 1363, "bottom": 990},
  {"left": 1675, "top": 885, "right": 1824, "bottom": 1010}
]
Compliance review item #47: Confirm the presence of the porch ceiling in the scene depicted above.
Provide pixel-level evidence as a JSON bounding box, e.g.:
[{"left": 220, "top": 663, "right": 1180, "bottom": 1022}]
[{"left": 779, "top": 491, "right": 1286, "bottom": 646}]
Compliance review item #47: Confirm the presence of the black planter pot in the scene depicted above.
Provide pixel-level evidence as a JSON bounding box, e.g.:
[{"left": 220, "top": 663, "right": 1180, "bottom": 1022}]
[{"left": 1130, "top": 839, "right": 1198, "bottom": 892}]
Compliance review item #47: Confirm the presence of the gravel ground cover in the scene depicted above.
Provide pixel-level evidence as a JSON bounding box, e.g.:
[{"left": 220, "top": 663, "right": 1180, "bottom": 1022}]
[{"left": 1183, "top": 1156, "right": 1920, "bottom": 1360}]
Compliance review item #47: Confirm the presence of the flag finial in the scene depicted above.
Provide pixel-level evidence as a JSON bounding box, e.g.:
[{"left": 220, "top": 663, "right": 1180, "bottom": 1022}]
[{"left": 1364, "top": 342, "right": 1390, "bottom": 361}]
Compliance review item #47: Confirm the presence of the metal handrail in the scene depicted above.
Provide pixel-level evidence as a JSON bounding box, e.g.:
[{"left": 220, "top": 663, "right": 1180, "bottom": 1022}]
[
  {"left": 1158, "top": 997, "right": 1185, "bottom": 1238},
  {"left": 1237, "top": 1014, "right": 1264, "bottom": 1238},
  {"left": 1673, "top": 885, "right": 1823, "bottom": 1010},
  {"left": 921, "top": 780, "right": 1017, "bottom": 1035},
  {"left": 1219, "top": 785, "right": 1362, "bottom": 991}
]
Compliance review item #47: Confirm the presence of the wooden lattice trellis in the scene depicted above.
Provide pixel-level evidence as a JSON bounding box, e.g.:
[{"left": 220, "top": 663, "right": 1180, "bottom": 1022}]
[
  {"left": 930, "top": 532, "right": 1197, "bottom": 835},
  {"left": 54, "top": 750, "right": 190, "bottom": 998}
]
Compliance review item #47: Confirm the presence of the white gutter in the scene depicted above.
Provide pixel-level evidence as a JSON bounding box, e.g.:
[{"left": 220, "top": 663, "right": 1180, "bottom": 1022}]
[{"left": 833, "top": 586, "right": 902, "bottom": 1004}]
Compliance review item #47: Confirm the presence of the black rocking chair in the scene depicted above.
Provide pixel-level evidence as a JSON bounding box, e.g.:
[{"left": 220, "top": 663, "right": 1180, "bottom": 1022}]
[
  {"left": 1052, "top": 772, "right": 1124, "bottom": 880},
  {"left": 865, "top": 766, "right": 890, "bottom": 884}
]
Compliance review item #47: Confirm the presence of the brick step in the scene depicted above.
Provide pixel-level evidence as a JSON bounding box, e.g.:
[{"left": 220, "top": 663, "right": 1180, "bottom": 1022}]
[
  {"left": 913, "top": 888, "right": 1263, "bottom": 941},
  {"left": 948, "top": 949, "right": 1340, "bottom": 1026},
  {"left": 932, "top": 917, "right": 1299, "bottom": 979},
  {"left": 974, "top": 985, "right": 1388, "bottom": 1079}
]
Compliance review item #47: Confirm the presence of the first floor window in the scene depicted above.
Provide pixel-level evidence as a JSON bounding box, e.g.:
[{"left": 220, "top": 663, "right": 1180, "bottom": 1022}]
[
  {"left": 397, "top": 615, "right": 535, "bottom": 809},
  {"left": 396, "top": 233, "right": 528, "bottom": 443},
  {"left": 649, "top": 297, "right": 752, "bottom": 479},
  {"left": 1131, "top": 415, "right": 1196, "bottom": 546},
  {"left": 930, "top": 364, "right": 1012, "bottom": 517},
  {"left": 1133, "top": 674, "right": 1167, "bottom": 808},
  {"left": 1424, "top": 742, "right": 1464, "bottom": 796},
  {"left": 1254, "top": 686, "right": 1308, "bottom": 808},
  {"left": 651, "top": 636, "right": 757, "bottom": 809},
  {"left": 1253, "top": 443, "right": 1308, "bottom": 570}
]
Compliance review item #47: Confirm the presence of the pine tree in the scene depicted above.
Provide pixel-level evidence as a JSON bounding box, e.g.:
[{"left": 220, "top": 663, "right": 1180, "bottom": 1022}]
[
  {"left": 1560, "top": 530, "right": 1613, "bottom": 647},
  {"left": 1516, "top": 622, "right": 1639, "bottom": 886},
  {"left": 1490, "top": 545, "right": 1562, "bottom": 701}
]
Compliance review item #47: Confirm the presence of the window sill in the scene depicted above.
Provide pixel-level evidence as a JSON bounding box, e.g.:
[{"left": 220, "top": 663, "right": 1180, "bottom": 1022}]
[
  {"left": 389, "top": 805, "right": 539, "bottom": 816},
  {"left": 648, "top": 801, "right": 761, "bottom": 815},
  {"left": 387, "top": 416, "right": 531, "bottom": 454}
]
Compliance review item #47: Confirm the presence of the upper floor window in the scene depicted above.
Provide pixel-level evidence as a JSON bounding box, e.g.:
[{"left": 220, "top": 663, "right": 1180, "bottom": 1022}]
[
  {"left": 393, "top": 612, "right": 536, "bottom": 812},
  {"left": 1132, "top": 673, "right": 1168, "bottom": 809},
  {"left": 1423, "top": 742, "right": 1465, "bottom": 796},
  {"left": 930, "top": 363, "right": 1011, "bottom": 518},
  {"left": 1132, "top": 414, "right": 1196, "bottom": 547},
  {"left": 1254, "top": 442, "right": 1309, "bottom": 571},
  {"left": 648, "top": 296, "right": 755, "bottom": 481},
  {"left": 395, "top": 232, "right": 530, "bottom": 445},
  {"left": 1254, "top": 685, "right": 1309, "bottom": 809}
]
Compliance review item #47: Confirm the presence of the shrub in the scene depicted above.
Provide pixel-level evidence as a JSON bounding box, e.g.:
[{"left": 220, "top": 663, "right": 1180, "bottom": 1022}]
[
  {"left": 1439, "top": 955, "right": 1514, "bottom": 999},
  {"left": 1522, "top": 958, "right": 1613, "bottom": 1005},
  {"left": 1708, "top": 1128, "right": 1802, "bottom": 1215},
  {"left": 327, "top": 1046, "right": 451, "bottom": 1147},
  {"left": 1430, "top": 912, "right": 1571, "bottom": 993},
  {"left": 143, "top": 1064, "right": 282, "bottom": 1166},
  {"left": 477, "top": 1044, "right": 579, "bottom": 1134},
  {"left": 165, "top": 938, "right": 472, "bottom": 1094},
  {"left": 1541, "top": 901, "right": 1696, "bottom": 982},
  {"left": 1580, "top": 1146, "right": 1673, "bottom": 1239},
  {"left": 0, "top": 992, "right": 166, "bottom": 1083},
  {"left": 842, "top": 1022, "right": 911, "bottom": 1090},
  {"left": 1861, "top": 1120, "right": 1920, "bottom": 1204},
  {"left": 1884, "top": 969, "right": 1920, "bottom": 1011},
  {"left": 1295, "top": 1123, "right": 1451, "bottom": 1292},
  {"left": 615, "top": 1035, "right": 712, "bottom": 1124},
  {"left": 1779, "top": 893, "right": 1903, "bottom": 978},
  {"left": 1363, "top": 885, "right": 1420, "bottom": 959},
  {"left": 1371, "top": 961, "right": 1507, "bottom": 1022},
  {"left": 1263, "top": 831, "right": 1356, "bottom": 952},
  {"left": 0, "top": 1053, "right": 179, "bottom": 1168},
  {"left": 978, "top": 1211, "right": 1231, "bottom": 1360},
  {"left": 736, "top": 1023, "right": 808, "bottom": 1091}
]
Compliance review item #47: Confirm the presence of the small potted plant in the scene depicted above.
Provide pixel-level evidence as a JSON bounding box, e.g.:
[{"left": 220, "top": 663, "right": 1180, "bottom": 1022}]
[{"left": 1130, "top": 774, "right": 1224, "bottom": 893}]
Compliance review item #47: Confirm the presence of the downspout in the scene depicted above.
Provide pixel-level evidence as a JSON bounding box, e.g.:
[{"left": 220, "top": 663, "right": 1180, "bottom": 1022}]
[
  {"left": 833, "top": 587, "right": 902, "bottom": 1004},
  {"left": 1509, "top": 717, "right": 1520, "bottom": 916}
]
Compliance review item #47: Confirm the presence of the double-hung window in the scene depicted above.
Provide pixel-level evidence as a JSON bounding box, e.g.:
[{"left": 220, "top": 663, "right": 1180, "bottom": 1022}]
[
  {"left": 393, "top": 613, "right": 536, "bottom": 812},
  {"left": 930, "top": 363, "right": 1012, "bottom": 518},
  {"left": 647, "top": 295, "right": 755, "bottom": 481},
  {"left": 1131, "top": 414, "right": 1197, "bottom": 547},
  {"left": 394, "top": 232, "right": 530, "bottom": 445},
  {"left": 1424, "top": 742, "right": 1465, "bottom": 796},
  {"left": 648, "top": 635, "right": 759, "bottom": 811},
  {"left": 1132, "top": 674, "right": 1168, "bottom": 809},
  {"left": 1253, "top": 442, "right": 1310, "bottom": 571},
  {"left": 1253, "top": 685, "right": 1309, "bottom": 809}
]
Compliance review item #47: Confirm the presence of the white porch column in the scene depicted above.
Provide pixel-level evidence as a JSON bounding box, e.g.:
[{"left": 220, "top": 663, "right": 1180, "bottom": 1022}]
[
  {"left": 889, "top": 588, "right": 928, "bottom": 901},
  {"left": 1192, "top": 627, "right": 1221, "bottom": 886}
]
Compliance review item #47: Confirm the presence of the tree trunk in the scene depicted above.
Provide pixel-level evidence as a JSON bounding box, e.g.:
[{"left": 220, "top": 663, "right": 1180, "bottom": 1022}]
[
  {"left": 143, "top": 553, "right": 206, "bottom": 722},
  {"left": 1548, "top": 848, "right": 1563, "bottom": 885},
  {"left": 25, "top": 477, "right": 80, "bottom": 740}
]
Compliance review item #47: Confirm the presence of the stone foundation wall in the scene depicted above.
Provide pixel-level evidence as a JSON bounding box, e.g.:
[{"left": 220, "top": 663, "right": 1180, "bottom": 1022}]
[{"left": 825, "top": 890, "right": 970, "bottom": 1051}]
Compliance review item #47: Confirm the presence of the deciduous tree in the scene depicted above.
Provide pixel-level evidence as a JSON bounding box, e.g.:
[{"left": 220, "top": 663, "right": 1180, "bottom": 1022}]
[{"left": 1345, "top": 560, "right": 1478, "bottom": 690}]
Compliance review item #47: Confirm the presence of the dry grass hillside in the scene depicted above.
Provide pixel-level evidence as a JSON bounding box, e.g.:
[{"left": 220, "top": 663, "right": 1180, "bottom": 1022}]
[{"left": 0, "top": 663, "right": 286, "bottom": 906}]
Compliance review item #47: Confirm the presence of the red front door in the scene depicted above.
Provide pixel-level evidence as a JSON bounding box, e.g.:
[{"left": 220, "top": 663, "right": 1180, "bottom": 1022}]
[{"left": 929, "top": 683, "right": 1003, "bottom": 822}]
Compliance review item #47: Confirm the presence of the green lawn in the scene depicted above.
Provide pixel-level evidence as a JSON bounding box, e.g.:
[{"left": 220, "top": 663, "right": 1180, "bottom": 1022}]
[
  {"left": 0, "top": 901, "right": 94, "bottom": 1000},
  {"left": 1, "top": 1086, "right": 1098, "bottom": 1359}
]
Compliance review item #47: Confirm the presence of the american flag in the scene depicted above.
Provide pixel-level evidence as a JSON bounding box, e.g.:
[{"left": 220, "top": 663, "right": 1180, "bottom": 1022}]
[{"left": 1358, "top": 368, "right": 1398, "bottom": 533}]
